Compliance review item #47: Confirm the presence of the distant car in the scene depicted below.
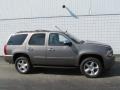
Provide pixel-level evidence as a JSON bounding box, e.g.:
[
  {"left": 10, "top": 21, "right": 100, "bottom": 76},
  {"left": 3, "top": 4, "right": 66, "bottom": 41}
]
[{"left": 4, "top": 30, "right": 115, "bottom": 78}]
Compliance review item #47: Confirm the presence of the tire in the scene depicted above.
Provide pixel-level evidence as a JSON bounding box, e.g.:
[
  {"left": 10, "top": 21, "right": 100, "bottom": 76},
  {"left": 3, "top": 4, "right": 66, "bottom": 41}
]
[
  {"left": 80, "top": 57, "right": 103, "bottom": 78},
  {"left": 15, "top": 56, "right": 32, "bottom": 74}
]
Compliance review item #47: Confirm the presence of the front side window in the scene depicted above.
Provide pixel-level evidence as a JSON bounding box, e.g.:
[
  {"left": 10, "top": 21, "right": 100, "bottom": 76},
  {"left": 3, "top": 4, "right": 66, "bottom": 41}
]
[
  {"left": 29, "top": 34, "right": 45, "bottom": 45},
  {"left": 49, "top": 33, "right": 69, "bottom": 46},
  {"left": 7, "top": 34, "right": 27, "bottom": 45}
]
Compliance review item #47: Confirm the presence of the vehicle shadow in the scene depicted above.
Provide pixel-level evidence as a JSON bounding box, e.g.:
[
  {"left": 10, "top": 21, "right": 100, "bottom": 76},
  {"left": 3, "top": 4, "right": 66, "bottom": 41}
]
[
  {"left": 31, "top": 67, "right": 81, "bottom": 76},
  {"left": 102, "top": 61, "right": 120, "bottom": 78},
  {"left": 30, "top": 61, "right": 120, "bottom": 77}
]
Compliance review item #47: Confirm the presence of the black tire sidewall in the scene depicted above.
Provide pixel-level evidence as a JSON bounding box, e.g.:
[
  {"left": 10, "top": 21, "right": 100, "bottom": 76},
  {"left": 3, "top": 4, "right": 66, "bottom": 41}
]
[
  {"left": 80, "top": 57, "right": 103, "bottom": 78},
  {"left": 15, "top": 57, "right": 31, "bottom": 74}
]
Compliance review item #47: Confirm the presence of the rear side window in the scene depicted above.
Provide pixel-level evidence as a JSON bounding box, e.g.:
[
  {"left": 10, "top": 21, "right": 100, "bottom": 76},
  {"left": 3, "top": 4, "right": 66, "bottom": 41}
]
[
  {"left": 29, "top": 34, "right": 45, "bottom": 45},
  {"left": 7, "top": 34, "right": 27, "bottom": 45}
]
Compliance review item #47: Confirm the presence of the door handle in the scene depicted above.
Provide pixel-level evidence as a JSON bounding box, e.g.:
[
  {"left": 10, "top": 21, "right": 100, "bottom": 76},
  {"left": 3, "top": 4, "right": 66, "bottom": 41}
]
[{"left": 48, "top": 48, "right": 55, "bottom": 51}]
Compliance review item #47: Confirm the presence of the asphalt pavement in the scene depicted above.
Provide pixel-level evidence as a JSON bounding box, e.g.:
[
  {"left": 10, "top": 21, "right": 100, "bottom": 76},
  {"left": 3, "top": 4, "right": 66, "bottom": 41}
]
[{"left": 0, "top": 56, "right": 120, "bottom": 90}]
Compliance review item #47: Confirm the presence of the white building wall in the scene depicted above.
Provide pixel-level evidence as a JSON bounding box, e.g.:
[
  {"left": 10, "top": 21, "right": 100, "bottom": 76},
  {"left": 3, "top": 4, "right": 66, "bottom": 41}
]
[
  {"left": 0, "top": 15, "right": 120, "bottom": 55},
  {"left": 0, "top": 0, "right": 120, "bottom": 19}
]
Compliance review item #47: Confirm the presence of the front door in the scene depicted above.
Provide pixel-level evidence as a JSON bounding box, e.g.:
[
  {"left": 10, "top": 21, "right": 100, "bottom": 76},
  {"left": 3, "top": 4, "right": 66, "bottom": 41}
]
[{"left": 47, "top": 33, "right": 76, "bottom": 66}]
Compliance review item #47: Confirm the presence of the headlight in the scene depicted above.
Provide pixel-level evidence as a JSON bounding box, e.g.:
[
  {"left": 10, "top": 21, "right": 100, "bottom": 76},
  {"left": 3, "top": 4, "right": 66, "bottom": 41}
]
[
  {"left": 106, "top": 46, "right": 113, "bottom": 57},
  {"left": 107, "top": 50, "right": 113, "bottom": 57}
]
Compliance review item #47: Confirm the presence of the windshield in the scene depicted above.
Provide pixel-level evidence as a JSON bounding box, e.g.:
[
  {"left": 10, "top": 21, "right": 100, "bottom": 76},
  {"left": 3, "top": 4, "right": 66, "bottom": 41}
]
[{"left": 65, "top": 33, "right": 80, "bottom": 43}]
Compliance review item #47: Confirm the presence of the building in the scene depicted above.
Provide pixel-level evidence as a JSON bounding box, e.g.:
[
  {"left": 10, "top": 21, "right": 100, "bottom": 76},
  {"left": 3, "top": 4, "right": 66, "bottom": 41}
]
[{"left": 0, "top": 0, "right": 120, "bottom": 55}]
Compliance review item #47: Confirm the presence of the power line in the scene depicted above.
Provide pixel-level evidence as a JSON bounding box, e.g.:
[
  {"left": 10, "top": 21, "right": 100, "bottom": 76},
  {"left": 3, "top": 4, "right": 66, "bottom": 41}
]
[{"left": 1, "top": 14, "right": 120, "bottom": 21}]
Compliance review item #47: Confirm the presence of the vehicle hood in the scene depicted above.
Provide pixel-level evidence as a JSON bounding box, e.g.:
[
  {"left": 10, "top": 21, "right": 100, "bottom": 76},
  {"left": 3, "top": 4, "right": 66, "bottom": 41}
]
[
  {"left": 79, "top": 40, "right": 110, "bottom": 47},
  {"left": 85, "top": 40, "right": 108, "bottom": 45}
]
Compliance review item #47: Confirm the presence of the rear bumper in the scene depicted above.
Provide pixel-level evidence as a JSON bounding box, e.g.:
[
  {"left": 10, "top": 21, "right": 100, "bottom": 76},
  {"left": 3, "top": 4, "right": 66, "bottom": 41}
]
[
  {"left": 3, "top": 55, "right": 13, "bottom": 64},
  {"left": 104, "top": 55, "right": 115, "bottom": 70}
]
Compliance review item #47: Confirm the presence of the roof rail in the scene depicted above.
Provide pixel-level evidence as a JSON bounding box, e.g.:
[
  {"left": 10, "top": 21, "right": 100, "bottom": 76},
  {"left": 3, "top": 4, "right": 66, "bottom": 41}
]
[
  {"left": 17, "top": 30, "right": 50, "bottom": 33},
  {"left": 17, "top": 31, "right": 33, "bottom": 33},
  {"left": 35, "top": 30, "right": 50, "bottom": 32}
]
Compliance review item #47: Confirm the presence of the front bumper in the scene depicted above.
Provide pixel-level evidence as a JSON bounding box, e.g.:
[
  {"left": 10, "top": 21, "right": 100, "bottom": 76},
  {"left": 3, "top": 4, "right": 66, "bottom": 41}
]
[
  {"left": 3, "top": 55, "right": 13, "bottom": 64},
  {"left": 103, "top": 55, "right": 115, "bottom": 70}
]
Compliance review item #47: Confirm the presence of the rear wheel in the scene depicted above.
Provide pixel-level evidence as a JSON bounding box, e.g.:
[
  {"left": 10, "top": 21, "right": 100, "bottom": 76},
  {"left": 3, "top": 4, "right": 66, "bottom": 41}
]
[
  {"left": 15, "top": 56, "right": 32, "bottom": 74},
  {"left": 80, "top": 57, "right": 103, "bottom": 78}
]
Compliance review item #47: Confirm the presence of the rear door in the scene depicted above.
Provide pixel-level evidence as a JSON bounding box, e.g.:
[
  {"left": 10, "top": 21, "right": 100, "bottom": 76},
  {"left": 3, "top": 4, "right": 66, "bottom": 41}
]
[{"left": 27, "top": 33, "right": 47, "bottom": 64}]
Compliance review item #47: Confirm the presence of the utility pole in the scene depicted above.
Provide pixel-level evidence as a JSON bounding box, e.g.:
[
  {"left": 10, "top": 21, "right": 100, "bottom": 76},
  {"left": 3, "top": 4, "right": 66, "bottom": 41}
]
[{"left": 89, "top": 0, "right": 92, "bottom": 15}]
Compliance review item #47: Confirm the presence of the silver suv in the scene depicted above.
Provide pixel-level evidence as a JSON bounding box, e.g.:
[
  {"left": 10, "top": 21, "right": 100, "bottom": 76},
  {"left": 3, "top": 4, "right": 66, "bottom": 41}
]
[{"left": 4, "top": 30, "right": 115, "bottom": 78}]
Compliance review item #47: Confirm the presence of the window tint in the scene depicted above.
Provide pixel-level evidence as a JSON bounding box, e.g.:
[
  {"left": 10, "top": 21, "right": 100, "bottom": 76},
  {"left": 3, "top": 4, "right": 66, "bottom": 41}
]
[
  {"left": 49, "top": 33, "right": 69, "bottom": 46},
  {"left": 7, "top": 34, "right": 27, "bottom": 45},
  {"left": 29, "top": 34, "right": 45, "bottom": 45}
]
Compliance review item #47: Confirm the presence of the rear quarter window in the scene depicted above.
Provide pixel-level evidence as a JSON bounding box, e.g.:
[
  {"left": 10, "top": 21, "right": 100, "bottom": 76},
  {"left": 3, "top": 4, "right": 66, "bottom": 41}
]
[{"left": 7, "top": 34, "right": 27, "bottom": 45}]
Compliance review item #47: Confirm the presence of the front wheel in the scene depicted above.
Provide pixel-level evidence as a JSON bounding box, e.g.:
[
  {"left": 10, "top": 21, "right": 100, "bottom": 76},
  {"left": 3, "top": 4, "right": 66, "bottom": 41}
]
[
  {"left": 15, "top": 57, "right": 31, "bottom": 74},
  {"left": 80, "top": 57, "right": 103, "bottom": 78}
]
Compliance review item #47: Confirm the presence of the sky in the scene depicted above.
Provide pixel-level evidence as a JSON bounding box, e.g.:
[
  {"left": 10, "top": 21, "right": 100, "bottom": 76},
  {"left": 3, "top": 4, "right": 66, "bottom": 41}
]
[{"left": 0, "top": 0, "right": 120, "bottom": 19}]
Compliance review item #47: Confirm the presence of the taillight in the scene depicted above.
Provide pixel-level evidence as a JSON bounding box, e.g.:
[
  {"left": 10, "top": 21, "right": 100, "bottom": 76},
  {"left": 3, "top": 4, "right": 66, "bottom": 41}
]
[{"left": 4, "top": 44, "right": 7, "bottom": 55}]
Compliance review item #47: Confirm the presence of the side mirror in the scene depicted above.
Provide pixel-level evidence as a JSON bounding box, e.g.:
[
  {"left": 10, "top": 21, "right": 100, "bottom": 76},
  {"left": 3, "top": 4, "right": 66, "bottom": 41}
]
[{"left": 64, "top": 41, "right": 72, "bottom": 46}]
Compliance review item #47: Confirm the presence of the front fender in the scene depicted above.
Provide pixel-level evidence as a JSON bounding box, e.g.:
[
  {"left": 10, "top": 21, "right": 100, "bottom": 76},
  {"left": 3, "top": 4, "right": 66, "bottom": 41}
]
[{"left": 75, "top": 50, "right": 104, "bottom": 66}]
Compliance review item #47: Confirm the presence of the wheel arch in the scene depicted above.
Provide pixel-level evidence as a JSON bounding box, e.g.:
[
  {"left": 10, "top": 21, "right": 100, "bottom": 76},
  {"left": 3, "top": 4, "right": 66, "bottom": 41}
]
[
  {"left": 79, "top": 54, "right": 104, "bottom": 68},
  {"left": 13, "top": 53, "right": 31, "bottom": 64}
]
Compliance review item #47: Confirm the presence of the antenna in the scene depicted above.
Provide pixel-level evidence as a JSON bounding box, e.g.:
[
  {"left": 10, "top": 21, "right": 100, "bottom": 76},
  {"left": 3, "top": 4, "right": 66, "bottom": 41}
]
[
  {"left": 54, "top": 25, "right": 68, "bottom": 33},
  {"left": 54, "top": 26, "right": 63, "bottom": 32}
]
